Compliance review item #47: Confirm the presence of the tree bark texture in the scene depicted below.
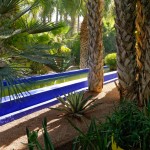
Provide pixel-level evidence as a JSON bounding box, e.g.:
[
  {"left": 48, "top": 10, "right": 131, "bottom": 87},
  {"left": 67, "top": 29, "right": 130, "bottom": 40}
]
[
  {"left": 87, "top": 0, "right": 104, "bottom": 93},
  {"left": 136, "top": 0, "right": 145, "bottom": 105},
  {"left": 70, "top": 15, "right": 77, "bottom": 36},
  {"left": 80, "top": 16, "right": 89, "bottom": 69},
  {"left": 114, "top": 0, "right": 138, "bottom": 100},
  {"left": 138, "top": 0, "right": 150, "bottom": 103}
]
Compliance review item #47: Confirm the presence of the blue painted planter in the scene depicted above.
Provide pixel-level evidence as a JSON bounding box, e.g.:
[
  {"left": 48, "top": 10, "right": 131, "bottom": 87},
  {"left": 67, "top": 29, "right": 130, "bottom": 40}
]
[
  {"left": 0, "top": 69, "right": 117, "bottom": 125},
  {"left": 2, "top": 66, "right": 108, "bottom": 86},
  {"left": 3, "top": 69, "right": 89, "bottom": 86}
]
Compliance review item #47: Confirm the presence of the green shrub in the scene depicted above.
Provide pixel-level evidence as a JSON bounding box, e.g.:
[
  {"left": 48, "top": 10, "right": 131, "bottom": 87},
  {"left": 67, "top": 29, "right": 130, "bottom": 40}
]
[
  {"left": 29, "top": 61, "right": 49, "bottom": 75},
  {"left": 60, "top": 45, "right": 71, "bottom": 54},
  {"left": 103, "top": 30, "right": 116, "bottom": 55},
  {"left": 72, "top": 100, "right": 150, "bottom": 150},
  {"left": 69, "top": 34, "right": 80, "bottom": 66},
  {"left": 104, "top": 53, "right": 117, "bottom": 71},
  {"left": 104, "top": 101, "right": 150, "bottom": 150},
  {"left": 70, "top": 119, "right": 111, "bottom": 150}
]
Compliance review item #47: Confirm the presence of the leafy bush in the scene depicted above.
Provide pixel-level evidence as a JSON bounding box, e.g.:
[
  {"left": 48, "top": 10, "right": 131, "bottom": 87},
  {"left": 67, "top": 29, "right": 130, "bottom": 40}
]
[
  {"left": 103, "top": 28, "right": 116, "bottom": 55},
  {"left": 72, "top": 101, "right": 150, "bottom": 150},
  {"left": 143, "top": 99, "right": 150, "bottom": 118},
  {"left": 104, "top": 101, "right": 150, "bottom": 150},
  {"left": 104, "top": 53, "right": 117, "bottom": 71},
  {"left": 69, "top": 34, "right": 80, "bottom": 66},
  {"left": 51, "top": 92, "right": 101, "bottom": 118},
  {"left": 60, "top": 45, "right": 71, "bottom": 54},
  {"left": 70, "top": 119, "right": 111, "bottom": 150},
  {"left": 29, "top": 61, "right": 49, "bottom": 75},
  {"left": 46, "top": 56, "right": 73, "bottom": 73}
]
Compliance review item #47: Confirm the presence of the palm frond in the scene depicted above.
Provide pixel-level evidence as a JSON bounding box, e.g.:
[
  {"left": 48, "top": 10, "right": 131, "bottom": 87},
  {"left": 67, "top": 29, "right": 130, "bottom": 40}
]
[
  {"left": 13, "top": 43, "right": 73, "bottom": 72},
  {"left": 25, "top": 44, "right": 52, "bottom": 51},
  {"left": 47, "top": 57, "right": 73, "bottom": 72},
  {"left": 0, "top": 65, "right": 31, "bottom": 101},
  {"left": 18, "top": 45, "right": 64, "bottom": 65},
  {"left": 11, "top": 0, "right": 39, "bottom": 23},
  {"left": 0, "top": 1, "right": 39, "bottom": 39},
  {"left": 0, "top": 29, "right": 21, "bottom": 39},
  {"left": 0, "top": 0, "right": 23, "bottom": 14},
  {"left": 23, "top": 22, "right": 66, "bottom": 34}
]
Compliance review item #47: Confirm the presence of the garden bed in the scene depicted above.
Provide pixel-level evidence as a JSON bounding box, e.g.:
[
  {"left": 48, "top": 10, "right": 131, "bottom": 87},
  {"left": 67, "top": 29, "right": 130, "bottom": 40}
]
[{"left": 0, "top": 82, "right": 119, "bottom": 150}]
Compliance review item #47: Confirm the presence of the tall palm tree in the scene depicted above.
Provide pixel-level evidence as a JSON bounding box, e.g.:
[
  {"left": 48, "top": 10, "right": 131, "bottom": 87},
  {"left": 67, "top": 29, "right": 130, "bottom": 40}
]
[
  {"left": 114, "top": 0, "right": 138, "bottom": 100},
  {"left": 87, "top": 0, "right": 104, "bottom": 93}
]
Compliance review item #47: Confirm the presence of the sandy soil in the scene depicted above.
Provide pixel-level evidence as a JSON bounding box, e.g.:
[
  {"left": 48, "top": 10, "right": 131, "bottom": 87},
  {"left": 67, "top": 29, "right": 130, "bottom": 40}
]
[{"left": 0, "top": 82, "right": 120, "bottom": 150}]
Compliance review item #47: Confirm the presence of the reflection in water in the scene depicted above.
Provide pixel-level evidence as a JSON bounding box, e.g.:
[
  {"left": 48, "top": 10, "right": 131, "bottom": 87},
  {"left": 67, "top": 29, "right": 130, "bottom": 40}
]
[
  {"left": 33, "top": 73, "right": 87, "bottom": 90},
  {"left": 3, "top": 73, "right": 88, "bottom": 97},
  {"left": 3, "top": 67, "right": 109, "bottom": 97}
]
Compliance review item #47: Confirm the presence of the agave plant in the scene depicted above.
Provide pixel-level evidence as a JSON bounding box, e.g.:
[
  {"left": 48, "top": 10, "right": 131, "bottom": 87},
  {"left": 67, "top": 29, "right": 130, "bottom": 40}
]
[{"left": 51, "top": 92, "right": 101, "bottom": 118}]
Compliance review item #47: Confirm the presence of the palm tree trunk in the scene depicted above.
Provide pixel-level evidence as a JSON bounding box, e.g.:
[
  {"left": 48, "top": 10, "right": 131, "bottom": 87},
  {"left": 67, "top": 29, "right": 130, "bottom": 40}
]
[
  {"left": 60, "top": 14, "right": 63, "bottom": 21},
  {"left": 42, "top": 16, "right": 46, "bottom": 23},
  {"left": 87, "top": 0, "right": 104, "bottom": 93},
  {"left": 64, "top": 13, "right": 68, "bottom": 22},
  {"left": 138, "top": 1, "right": 150, "bottom": 103},
  {"left": 48, "top": 13, "right": 52, "bottom": 22},
  {"left": 80, "top": 16, "right": 88, "bottom": 69},
  {"left": 114, "top": 0, "right": 137, "bottom": 100},
  {"left": 70, "top": 15, "right": 76, "bottom": 36},
  {"left": 56, "top": 7, "right": 59, "bottom": 23},
  {"left": 77, "top": 15, "right": 80, "bottom": 32}
]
